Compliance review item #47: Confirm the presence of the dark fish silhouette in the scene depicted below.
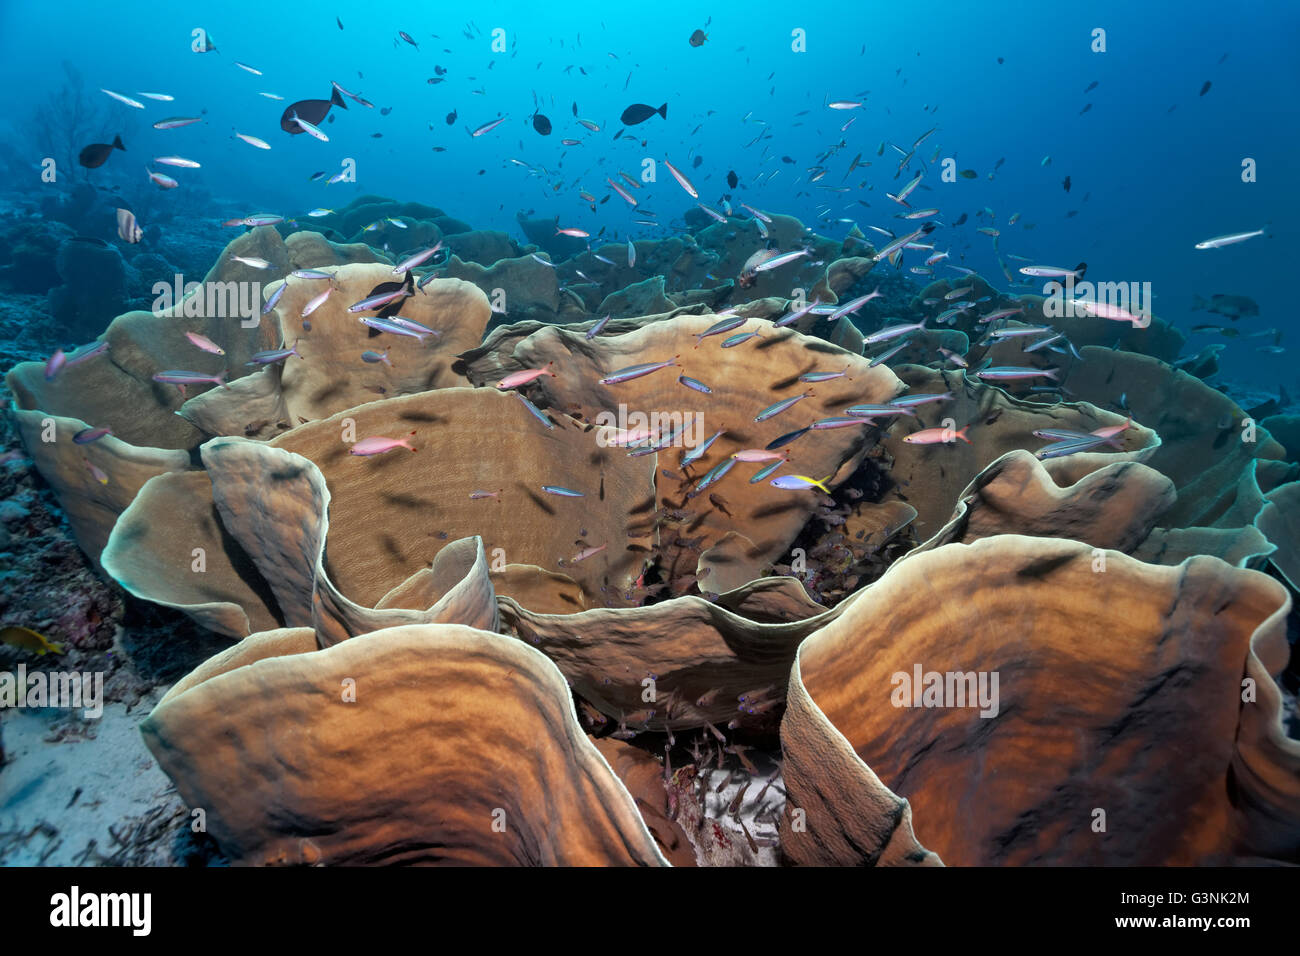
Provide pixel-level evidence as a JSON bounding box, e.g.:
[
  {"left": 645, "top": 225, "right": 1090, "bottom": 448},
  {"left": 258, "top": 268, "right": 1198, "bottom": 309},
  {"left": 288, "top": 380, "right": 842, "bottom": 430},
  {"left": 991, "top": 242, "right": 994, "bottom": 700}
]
[
  {"left": 1200, "top": 80, "right": 1212, "bottom": 96},
  {"left": 1079, "top": 103, "right": 1092, "bottom": 115},
  {"left": 446, "top": 110, "right": 457, "bottom": 125},
  {"left": 1062, "top": 175, "right": 1072, "bottom": 192},
  {"left": 78, "top": 135, "right": 124, "bottom": 169},
  {"left": 280, "top": 88, "right": 347, "bottom": 134},
  {"left": 1085, "top": 80, "right": 1098, "bottom": 92},
  {"left": 726, "top": 170, "right": 738, "bottom": 188},
  {"left": 692, "top": 155, "right": 702, "bottom": 168},
  {"left": 399, "top": 31, "right": 418, "bottom": 49},
  {"left": 689, "top": 29, "right": 708, "bottom": 47},
  {"left": 620, "top": 102, "right": 667, "bottom": 125},
  {"left": 953, "top": 213, "right": 968, "bottom": 226},
  {"left": 532, "top": 113, "right": 552, "bottom": 135}
]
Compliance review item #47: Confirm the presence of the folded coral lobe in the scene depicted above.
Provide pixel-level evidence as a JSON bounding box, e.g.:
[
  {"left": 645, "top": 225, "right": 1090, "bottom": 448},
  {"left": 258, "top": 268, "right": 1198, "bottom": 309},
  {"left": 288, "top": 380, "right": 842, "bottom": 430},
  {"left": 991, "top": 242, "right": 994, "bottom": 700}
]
[
  {"left": 141, "top": 624, "right": 668, "bottom": 866},
  {"left": 781, "top": 535, "right": 1299, "bottom": 866}
]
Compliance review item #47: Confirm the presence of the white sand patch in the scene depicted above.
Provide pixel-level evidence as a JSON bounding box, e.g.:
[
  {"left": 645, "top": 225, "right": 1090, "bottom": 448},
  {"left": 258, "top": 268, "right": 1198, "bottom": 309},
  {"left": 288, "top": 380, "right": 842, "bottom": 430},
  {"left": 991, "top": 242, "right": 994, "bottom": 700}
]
[{"left": 0, "top": 693, "right": 186, "bottom": 865}]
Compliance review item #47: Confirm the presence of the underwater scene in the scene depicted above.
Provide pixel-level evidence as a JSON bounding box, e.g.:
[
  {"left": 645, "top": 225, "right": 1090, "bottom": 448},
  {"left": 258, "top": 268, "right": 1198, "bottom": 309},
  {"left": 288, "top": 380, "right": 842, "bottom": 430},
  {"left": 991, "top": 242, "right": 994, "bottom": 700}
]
[{"left": 0, "top": 0, "right": 1298, "bottom": 874}]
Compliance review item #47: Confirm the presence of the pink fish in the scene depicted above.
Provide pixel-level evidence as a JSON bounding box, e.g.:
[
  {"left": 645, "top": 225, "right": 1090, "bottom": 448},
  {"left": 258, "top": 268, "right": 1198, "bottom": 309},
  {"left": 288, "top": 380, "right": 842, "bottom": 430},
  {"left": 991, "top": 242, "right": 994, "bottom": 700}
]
[
  {"left": 44, "top": 349, "right": 66, "bottom": 381},
  {"left": 1073, "top": 299, "right": 1147, "bottom": 325},
  {"left": 903, "top": 425, "right": 971, "bottom": 445},
  {"left": 496, "top": 363, "right": 556, "bottom": 389},
  {"left": 302, "top": 287, "right": 333, "bottom": 318},
  {"left": 350, "top": 432, "right": 417, "bottom": 456},
  {"left": 84, "top": 458, "right": 109, "bottom": 484},
  {"left": 1091, "top": 418, "right": 1132, "bottom": 440},
  {"left": 731, "top": 449, "right": 786, "bottom": 463},
  {"left": 606, "top": 426, "right": 656, "bottom": 447},
  {"left": 184, "top": 331, "right": 225, "bottom": 355},
  {"left": 570, "top": 544, "right": 607, "bottom": 563}
]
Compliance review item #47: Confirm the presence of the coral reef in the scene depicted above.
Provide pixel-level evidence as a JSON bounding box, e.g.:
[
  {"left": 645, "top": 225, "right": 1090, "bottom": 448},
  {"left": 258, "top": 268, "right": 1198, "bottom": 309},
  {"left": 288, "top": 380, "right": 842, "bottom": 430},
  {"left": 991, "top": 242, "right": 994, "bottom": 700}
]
[{"left": 4, "top": 193, "right": 1298, "bottom": 867}]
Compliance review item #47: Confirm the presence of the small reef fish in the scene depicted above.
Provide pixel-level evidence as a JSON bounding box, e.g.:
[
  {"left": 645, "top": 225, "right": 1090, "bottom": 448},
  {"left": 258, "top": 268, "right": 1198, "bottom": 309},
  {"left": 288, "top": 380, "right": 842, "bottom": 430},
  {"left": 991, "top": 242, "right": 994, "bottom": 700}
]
[
  {"left": 147, "top": 168, "right": 179, "bottom": 189},
  {"left": 232, "top": 256, "right": 270, "bottom": 269},
  {"left": 751, "top": 460, "right": 786, "bottom": 483},
  {"left": 291, "top": 112, "right": 330, "bottom": 142},
  {"left": 664, "top": 159, "right": 699, "bottom": 198},
  {"left": 829, "top": 288, "right": 882, "bottom": 321},
  {"left": 770, "top": 474, "right": 832, "bottom": 492},
  {"left": 977, "top": 366, "right": 1060, "bottom": 381},
  {"left": 153, "top": 116, "right": 202, "bottom": 129},
  {"left": 891, "top": 392, "right": 952, "bottom": 408},
  {"left": 1019, "top": 263, "right": 1087, "bottom": 279},
  {"left": 235, "top": 132, "right": 271, "bottom": 149},
  {"left": 349, "top": 288, "right": 410, "bottom": 313},
  {"left": 903, "top": 425, "right": 972, "bottom": 444},
  {"left": 360, "top": 317, "right": 433, "bottom": 341},
  {"left": 113, "top": 205, "right": 141, "bottom": 240},
  {"left": 184, "top": 332, "right": 225, "bottom": 355},
  {"left": 471, "top": 116, "right": 508, "bottom": 136},
  {"left": 247, "top": 343, "right": 302, "bottom": 365},
  {"left": 152, "top": 370, "right": 228, "bottom": 388},
  {"left": 542, "top": 485, "right": 585, "bottom": 497},
  {"left": 497, "top": 364, "right": 556, "bottom": 389},
  {"left": 513, "top": 391, "right": 555, "bottom": 429},
  {"left": 44, "top": 349, "right": 66, "bottom": 380},
  {"left": 73, "top": 427, "right": 112, "bottom": 444},
  {"left": 1, "top": 626, "right": 66, "bottom": 656},
  {"left": 766, "top": 426, "right": 811, "bottom": 450},
  {"left": 600, "top": 357, "right": 677, "bottom": 385},
  {"left": 392, "top": 242, "right": 443, "bottom": 274},
  {"left": 361, "top": 349, "right": 392, "bottom": 366},
  {"left": 681, "top": 429, "right": 724, "bottom": 466},
  {"left": 864, "top": 319, "right": 925, "bottom": 345},
  {"left": 1194, "top": 228, "right": 1266, "bottom": 250},
  {"left": 811, "top": 417, "right": 872, "bottom": 430},
  {"left": 732, "top": 449, "right": 786, "bottom": 463},
  {"left": 845, "top": 404, "right": 914, "bottom": 418},
  {"left": 755, "top": 392, "right": 812, "bottom": 422},
  {"left": 101, "top": 88, "right": 145, "bottom": 109},
  {"left": 263, "top": 283, "right": 286, "bottom": 315},
  {"left": 752, "top": 249, "right": 811, "bottom": 273},
  {"left": 350, "top": 433, "right": 417, "bottom": 456},
  {"left": 302, "top": 287, "right": 333, "bottom": 317},
  {"left": 570, "top": 544, "right": 607, "bottom": 563},
  {"left": 775, "top": 298, "right": 821, "bottom": 327},
  {"left": 693, "top": 457, "right": 736, "bottom": 493},
  {"left": 83, "top": 458, "right": 109, "bottom": 484}
]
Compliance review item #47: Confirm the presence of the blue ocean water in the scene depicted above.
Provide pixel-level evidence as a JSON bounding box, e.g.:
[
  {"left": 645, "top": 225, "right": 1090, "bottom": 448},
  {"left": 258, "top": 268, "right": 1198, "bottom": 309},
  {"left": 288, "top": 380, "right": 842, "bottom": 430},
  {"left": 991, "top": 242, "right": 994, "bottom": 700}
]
[{"left": 1, "top": 0, "right": 1297, "bottom": 383}]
